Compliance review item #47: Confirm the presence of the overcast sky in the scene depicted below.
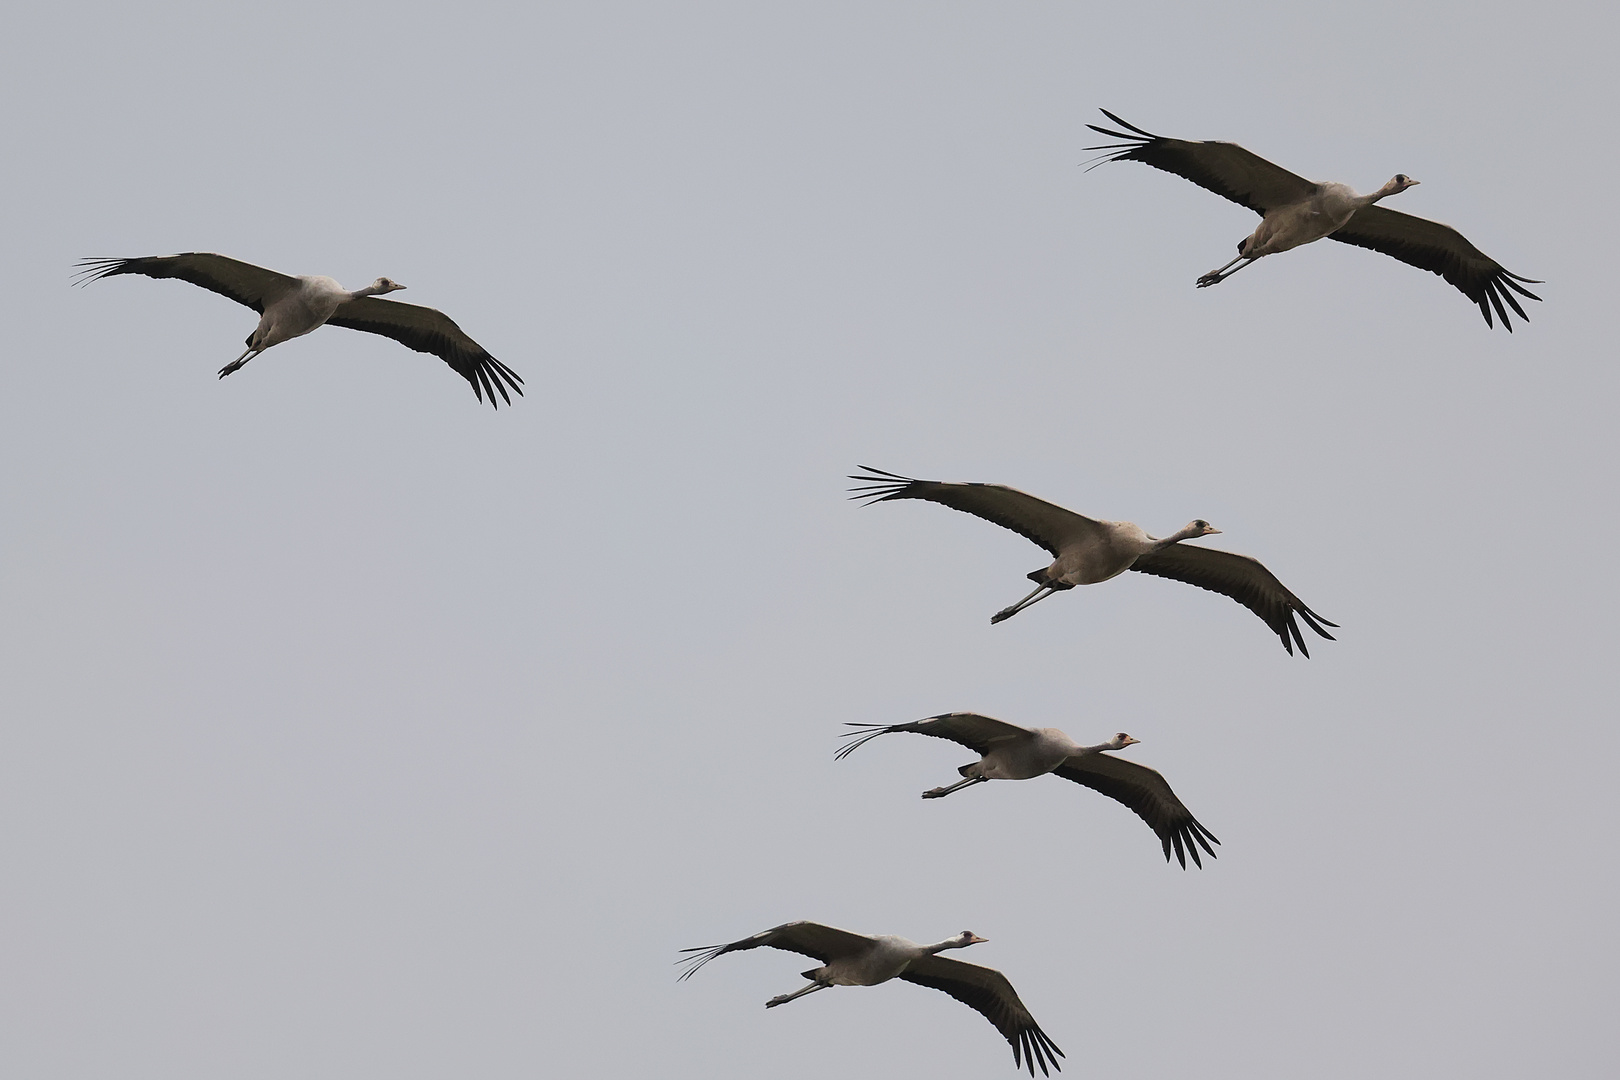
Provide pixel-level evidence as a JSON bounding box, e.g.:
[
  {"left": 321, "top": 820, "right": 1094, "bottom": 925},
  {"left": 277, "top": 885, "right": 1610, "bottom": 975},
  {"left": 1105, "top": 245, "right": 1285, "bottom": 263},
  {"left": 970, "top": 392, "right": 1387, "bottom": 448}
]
[{"left": 2, "top": 3, "right": 1616, "bottom": 1078}]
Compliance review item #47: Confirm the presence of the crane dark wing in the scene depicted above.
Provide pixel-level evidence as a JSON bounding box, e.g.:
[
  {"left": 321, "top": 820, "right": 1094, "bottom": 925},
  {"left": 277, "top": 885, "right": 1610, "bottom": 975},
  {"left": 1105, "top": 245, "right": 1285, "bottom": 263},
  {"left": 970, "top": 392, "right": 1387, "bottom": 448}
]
[
  {"left": 327, "top": 296, "right": 524, "bottom": 408},
  {"left": 1084, "top": 110, "right": 1316, "bottom": 215},
  {"left": 1128, "top": 543, "right": 1335, "bottom": 657},
  {"left": 900, "top": 955, "right": 1065, "bottom": 1077},
  {"left": 1054, "top": 753, "right": 1219, "bottom": 869},
  {"left": 849, "top": 467, "right": 1103, "bottom": 558},
  {"left": 677, "top": 921, "right": 873, "bottom": 981},
  {"left": 75, "top": 253, "right": 297, "bottom": 314},
  {"left": 1329, "top": 205, "right": 1542, "bottom": 330},
  {"left": 836, "top": 712, "right": 1032, "bottom": 761}
]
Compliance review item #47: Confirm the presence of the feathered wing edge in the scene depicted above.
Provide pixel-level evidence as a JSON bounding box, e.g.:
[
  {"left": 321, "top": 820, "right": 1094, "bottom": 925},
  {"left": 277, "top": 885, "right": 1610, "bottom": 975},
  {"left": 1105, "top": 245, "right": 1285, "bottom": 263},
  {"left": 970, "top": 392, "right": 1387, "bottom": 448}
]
[
  {"left": 73, "top": 254, "right": 296, "bottom": 315},
  {"left": 675, "top": 921, "right": 867, "bottom": 982},
  {"left": 835, "top": 722, "right": 905, "bottom": 761},
  {"left": 848, "top": 466, "right": 1101, "bottom": 559},
  {"left": 1329, "top": 205, "right": 1542, "bottom": 331},
  {"left": 326, "top": 297, "right": 525, "bottom": 408},
  {"left": 1053, "top": 755, "right": 1220, "bottom": 869},
  {"left": 835, "top": 713, "right": 1028, "bottom": 761},
  {"left": 900, "top": 956, "right": 1065, "bottom": 1076},
  {"left": 1128, "top": 545, "right": 1337, "bottom": 657},
  {"left": 1083, "top": 109, "right": 1317, "bottom": 215}
]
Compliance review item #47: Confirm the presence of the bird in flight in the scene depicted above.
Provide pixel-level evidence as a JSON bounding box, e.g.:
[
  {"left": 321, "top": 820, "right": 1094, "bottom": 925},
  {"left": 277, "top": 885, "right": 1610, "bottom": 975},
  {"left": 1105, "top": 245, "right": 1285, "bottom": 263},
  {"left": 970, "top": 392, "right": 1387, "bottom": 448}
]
[
  {"left": 679, "top": 920, "right": 1064, "bottom": 1075},
  {"left": 837, "top": 713, "right": 1219, "bottom": 868},
  {"left": 849, "top": 466, "right": 1336, "bottom": 656},
  {"left": 76, "top": 253, "right": 523, "bottom": 406},
  {"left": 1084, "top": 110, "right": 1541, "bottom": 329}
]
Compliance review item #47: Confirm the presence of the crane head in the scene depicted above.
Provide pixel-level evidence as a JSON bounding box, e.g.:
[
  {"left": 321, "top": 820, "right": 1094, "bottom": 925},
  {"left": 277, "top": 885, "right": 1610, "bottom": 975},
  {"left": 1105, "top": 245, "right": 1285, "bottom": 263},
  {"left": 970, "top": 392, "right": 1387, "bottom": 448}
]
[
  {"left": 958, "top": 932, "right": 989, "bottom": 947},
  {"left": 1384, "top": 174, "right": 1421, "bottom": 195},
  {"left": 1113, "top": 733, "right": 1140, "bottom": 748},
  {"left": 1191, "top": 519, "right": 1221, "bottom": 536},
  {"left": 371, "top": 277, "right": 408, "bottom": 294}
]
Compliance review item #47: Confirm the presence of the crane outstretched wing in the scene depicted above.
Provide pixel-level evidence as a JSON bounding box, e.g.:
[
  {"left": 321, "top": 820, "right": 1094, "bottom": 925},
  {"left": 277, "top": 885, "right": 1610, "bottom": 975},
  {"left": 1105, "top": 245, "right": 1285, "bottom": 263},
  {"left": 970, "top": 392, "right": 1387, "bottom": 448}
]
[
  {"left": 1128, "top": 544, "right": 1335, "bottom": 657},
  {"left": 327, "top": 297, "right": 524, "bottom": 408},
  {"left": 75, "top": 253, "right": 298, "bottom": 314},
  {"left": 1054, "top": 753, "right": 1219, "bottom": 869},
  {"left": 900, "top": 955, "right": 1065, "bottom": 1076},
  {"left": 1330, "top": 205, "right": 1541, "bottom": 330},
  {"left": 836, "top": 712, "right": 1032, "bottom": 762},
  {"left": 676, "top": 921, "right": 873, "bottom": 981},
  {"left": 849, "top": 467, "right": 1103, "bottom": 558},
  {"left": 1084, "top": 110, "right": 1316, "bottom": 215}
]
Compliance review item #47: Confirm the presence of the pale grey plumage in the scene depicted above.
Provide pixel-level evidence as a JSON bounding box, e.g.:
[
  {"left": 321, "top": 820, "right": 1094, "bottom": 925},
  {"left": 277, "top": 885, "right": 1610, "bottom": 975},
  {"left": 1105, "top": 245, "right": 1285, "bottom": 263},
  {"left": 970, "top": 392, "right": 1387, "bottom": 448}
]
[
  {"left": 75, "top": 253, "right": 523, "bottom": 406},
  {"left": 838, "top": 712, "right": 1219, "bottom": 868},
  {"left": 849, "top": 466, "right": 1335, "bottom": 655},
  {"left": 1084, "top": 110, "right": 1541, "bottom": 329},
  {"left": 679, "top": 920, "right": 1063, "bottom": 1075}
]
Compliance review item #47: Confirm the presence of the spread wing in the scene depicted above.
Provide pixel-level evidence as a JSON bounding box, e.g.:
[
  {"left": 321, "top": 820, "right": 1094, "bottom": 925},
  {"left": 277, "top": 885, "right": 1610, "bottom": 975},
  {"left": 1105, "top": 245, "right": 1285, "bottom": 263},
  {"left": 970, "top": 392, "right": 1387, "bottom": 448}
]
[
  {"left": 849, "top": 466, "right": 1103, "bottom": 558},
  {"left": 676, "top": 921, "right": 873, "bottom": 981},
  {"left": 1054, "top": 753, "right": 1219, "bottom": 869},
  {"left": 1128, "top": 543, "right": 1336, "bottom": 657},
  {"left": 836, "top": 712, "right": 1032, "bottom": 762},
  {"left": 900, "top": 954, "right": 1065, "bottom": 1076},
  {"left": 1084, "top": 110, "right": 1316, "bottom": 215},
  {"left": 327, "top": 296, "right": 524, "bottom": 407},
  {"left": 75, "top": 253, "right": 298, "bottom": 314},
  {"left": 1329, "top": 205, "right": 1542, "bottom": 330}
]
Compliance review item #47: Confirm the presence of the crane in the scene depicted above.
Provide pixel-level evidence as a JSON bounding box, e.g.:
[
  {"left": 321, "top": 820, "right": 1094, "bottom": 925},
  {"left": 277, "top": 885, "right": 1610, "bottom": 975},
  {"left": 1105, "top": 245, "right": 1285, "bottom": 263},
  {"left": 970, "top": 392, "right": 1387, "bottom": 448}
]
[
  {"left": 1085, "top": 110, "right": 1541, "bottom": 329},
  {"left": 838, "top": 713, "right": 1218, "bottom": 868},
  {"left": 679, "top": 921, "right": 1063, "bottom": 1075},
  {"left": 76, "top": 253, "right": 523, "bottom": 406},
  {"left": 850, "top": 466, "right": 1335, "bottom": 656}
]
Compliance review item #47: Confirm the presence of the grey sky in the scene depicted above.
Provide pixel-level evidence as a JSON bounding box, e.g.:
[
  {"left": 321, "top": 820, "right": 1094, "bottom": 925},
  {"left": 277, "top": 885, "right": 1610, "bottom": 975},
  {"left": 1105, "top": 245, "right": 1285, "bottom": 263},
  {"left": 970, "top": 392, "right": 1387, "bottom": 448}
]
[{"left": 2, "top": 2, "right": 1616, "bottom": 1077}]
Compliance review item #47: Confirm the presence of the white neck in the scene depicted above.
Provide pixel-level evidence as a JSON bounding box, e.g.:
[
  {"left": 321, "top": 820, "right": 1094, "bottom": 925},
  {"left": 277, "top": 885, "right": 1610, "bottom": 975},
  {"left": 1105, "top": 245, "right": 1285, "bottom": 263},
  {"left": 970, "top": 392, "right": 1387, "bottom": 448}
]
[
  {"left": 1358, "top": 180, "right": 1405, "bottom": 207},
  {"left": 1151, "top": 525, "right": 1201, "bottom": 549},
  {"left": 348, "top": 280, "right": 396, "bottom": 300},
  {"left": 1076, "top": 738, "right": 1127, "bottom": 754}
]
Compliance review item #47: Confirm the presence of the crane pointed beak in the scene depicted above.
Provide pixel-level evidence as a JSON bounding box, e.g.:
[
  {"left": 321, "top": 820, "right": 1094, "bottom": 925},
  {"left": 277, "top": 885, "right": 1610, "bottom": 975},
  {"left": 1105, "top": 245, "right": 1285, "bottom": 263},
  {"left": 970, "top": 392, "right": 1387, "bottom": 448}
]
[{"left": 968, "top": 934, "right": 988, "bottom": 945}]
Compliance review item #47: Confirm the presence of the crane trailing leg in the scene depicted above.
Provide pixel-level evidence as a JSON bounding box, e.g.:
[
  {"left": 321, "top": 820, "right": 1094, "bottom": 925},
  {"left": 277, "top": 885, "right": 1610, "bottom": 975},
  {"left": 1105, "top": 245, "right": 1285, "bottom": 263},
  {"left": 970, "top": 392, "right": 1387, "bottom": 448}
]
[
  {"left": 991, "top": 579, "right": 1064, "bottom": 624},
  {"left": 218, "top": 345, "right": 262, "bottom": 379},
  {"left": 922, "top": 774, "right": 989, "bottom": 799},
  {"left": 1197, "top": 240, "right": 1262, "bottom": 287},
  {"left": 766, "top": 981, "right": 828, "bottom": 1008}
]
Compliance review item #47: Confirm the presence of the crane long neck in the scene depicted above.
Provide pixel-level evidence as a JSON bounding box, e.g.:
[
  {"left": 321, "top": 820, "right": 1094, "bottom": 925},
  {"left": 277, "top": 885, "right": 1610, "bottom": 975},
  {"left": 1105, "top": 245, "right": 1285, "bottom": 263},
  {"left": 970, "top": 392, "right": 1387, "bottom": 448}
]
[
  {"left": 1359, "top": 180, "right": 1405, "bottom": 208},
  {"left": 1150, "top": 526, "right": 1199, "bottom": 550},
  {"left": 923, "top": 936, "right": 970, "bottom": 955}
]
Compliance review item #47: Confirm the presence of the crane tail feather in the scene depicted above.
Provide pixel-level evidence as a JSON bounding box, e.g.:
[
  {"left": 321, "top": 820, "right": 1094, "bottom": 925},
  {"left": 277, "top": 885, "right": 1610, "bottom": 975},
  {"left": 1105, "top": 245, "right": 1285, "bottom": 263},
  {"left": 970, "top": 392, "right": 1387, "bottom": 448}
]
[
  {"left": 833, "top": 724, "right": 895, "bottom": 760},
  {"left": 1287, "top": 618, "right": 1309, "bottom": 658},
  {"left": 1498, "top": 283, "right": 1529, "bottom": 322},
  {"left": 674, "top": 942, "right": 729, "bottom": 981},
  {"left": 1097, "top": 108, "right": 1161, "bottom": 139},
  {"left": 1485, "top": 285, "right": 1513, "bottom": 332},
  {"left": 1502, "top": 273, "right": 1543, "bottom": 295}
]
